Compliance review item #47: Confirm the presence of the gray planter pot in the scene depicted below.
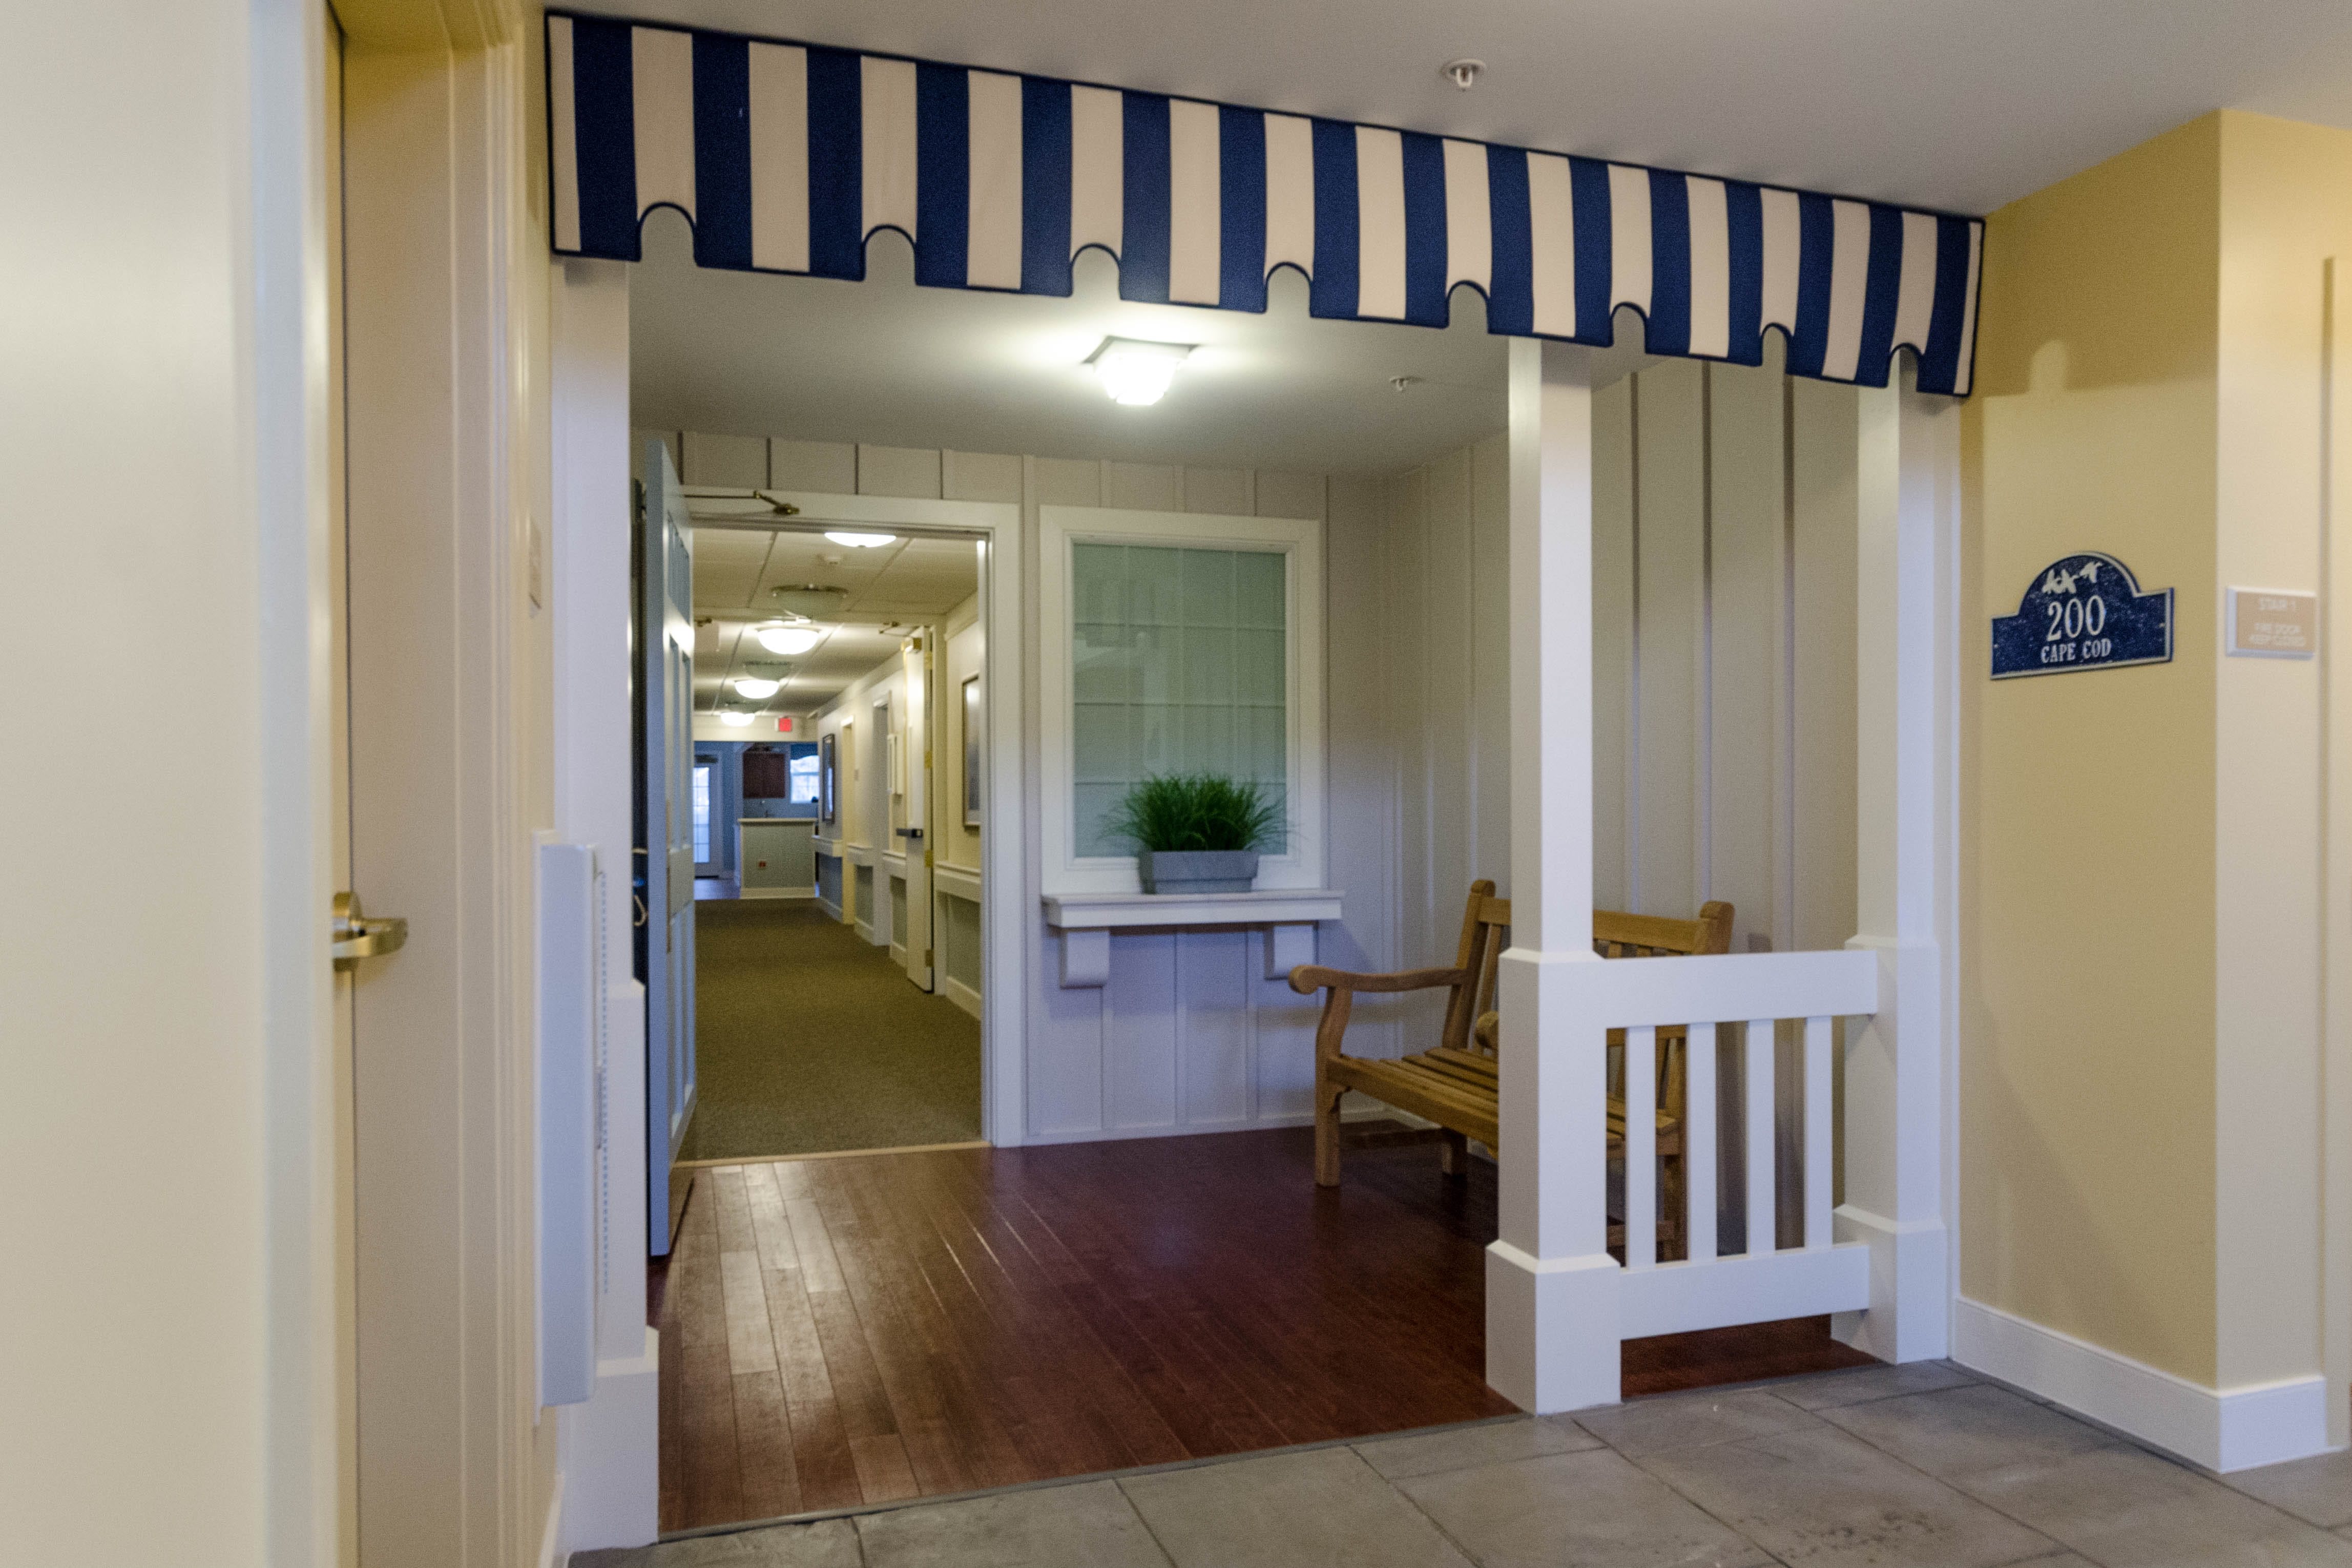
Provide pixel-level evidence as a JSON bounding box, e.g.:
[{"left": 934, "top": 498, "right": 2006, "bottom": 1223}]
[{"left": 1139, "top": 849, "right": 1260, "bottom": 894}]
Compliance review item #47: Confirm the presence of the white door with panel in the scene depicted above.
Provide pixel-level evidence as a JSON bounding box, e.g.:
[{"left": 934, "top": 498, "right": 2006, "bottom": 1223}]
[{"left": 640, "top": 441, "right": 696, "bottom": 1255}]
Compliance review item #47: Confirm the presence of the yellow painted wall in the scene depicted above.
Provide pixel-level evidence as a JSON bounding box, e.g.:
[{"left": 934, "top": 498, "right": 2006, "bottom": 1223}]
[
  {"left": 2211, "top": 112, "right": 2352, "bottom": 1389},
  {"left": 1962, "top": 114, "right": 2221, "bottom": 1384},
  {"left": 1965, "top": 110, "right": 2352, "bottom": 1398}
]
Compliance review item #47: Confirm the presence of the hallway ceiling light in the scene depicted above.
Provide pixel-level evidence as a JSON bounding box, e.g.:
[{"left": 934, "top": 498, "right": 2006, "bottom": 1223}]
[
  {"left": 732, "top": 677, "right": 781, "bottom": 699},
  {"left": 1089, "top": 338, "right": 1192, "bottom": 406},
  {"left": 823, "top": 530, "right": 897, "bottom": 548},
  {"left": 756, "top": 623, "right": 823, "bottom": 655},
  {"left": 718, "top": 710, "right": 754, "bottom": 727}
]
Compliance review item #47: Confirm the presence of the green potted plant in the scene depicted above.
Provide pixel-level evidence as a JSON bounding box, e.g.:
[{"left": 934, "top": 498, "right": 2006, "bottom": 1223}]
[{"left": 1105, "top": 772, "right": 1285, "bottom": 893}]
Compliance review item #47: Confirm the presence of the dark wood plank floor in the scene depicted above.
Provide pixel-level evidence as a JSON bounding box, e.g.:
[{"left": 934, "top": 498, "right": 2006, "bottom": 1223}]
[{"left": 656, "top": 1125, "right": 1874, "bottom": 1532}]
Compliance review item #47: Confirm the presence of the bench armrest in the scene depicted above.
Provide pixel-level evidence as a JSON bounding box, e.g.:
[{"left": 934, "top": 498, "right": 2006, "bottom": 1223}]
[{"left": 1287, "top": 964, "right": 1470, "bottom": 997}]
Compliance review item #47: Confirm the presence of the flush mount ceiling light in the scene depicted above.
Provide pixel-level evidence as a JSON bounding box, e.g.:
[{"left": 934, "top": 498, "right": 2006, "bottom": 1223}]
[
  {"left": 732, "top": 676, "right": 781, "bottom": 699},
  {"left": 755, "top": 622, "right": 823, "bottom": 655},
  {"left": 823, "top": 530, "right": 897, "bottom": 548},
  {"left": 1088, "top": 338, "right": 1193, "bottom": 406},
  {"left": 718, "top": 710, "right": 754, "bottom": 727}
]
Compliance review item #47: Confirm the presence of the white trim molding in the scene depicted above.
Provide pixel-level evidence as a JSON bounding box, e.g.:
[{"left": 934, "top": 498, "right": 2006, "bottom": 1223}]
[{"left": 1953, "top": 1296, "right": 2337, "bottom": 1472}]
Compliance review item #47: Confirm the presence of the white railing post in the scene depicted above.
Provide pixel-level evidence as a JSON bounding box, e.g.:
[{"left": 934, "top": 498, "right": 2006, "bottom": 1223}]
[
  {"left": 1836, "top": 369, "right": 1955, "bottom": 1362},
  {"left": 1624, "top": 1027, "right": 1657, "bottom": 1270},
  {"left": 1744, "top": 1018, "right": 1777, "bottom": 1255},
  {"left": 1683, "top": 1023, "right": 1717, "bottom": 1264},
  {"left": 1489, "top": 337, "right": 1619, "bottom": 1413}
]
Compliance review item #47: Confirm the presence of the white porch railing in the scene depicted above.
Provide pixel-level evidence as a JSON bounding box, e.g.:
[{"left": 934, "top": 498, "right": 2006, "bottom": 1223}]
[{"left": 1591, "top": 947, "right": 1881, "bottom": 1340}]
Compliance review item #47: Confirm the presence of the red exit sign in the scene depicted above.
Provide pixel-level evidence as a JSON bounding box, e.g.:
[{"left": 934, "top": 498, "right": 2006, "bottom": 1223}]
[{"left": 775, "top": 716, "right": 794, "bottom": 733}]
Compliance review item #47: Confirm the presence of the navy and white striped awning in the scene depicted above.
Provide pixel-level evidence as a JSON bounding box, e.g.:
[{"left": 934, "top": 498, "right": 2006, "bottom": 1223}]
[{"left": 548, "top": 13, "right": 1983, "bottom": 395}]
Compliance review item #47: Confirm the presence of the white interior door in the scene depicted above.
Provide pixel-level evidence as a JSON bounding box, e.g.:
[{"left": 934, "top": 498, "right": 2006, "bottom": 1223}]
[
  {"left": 640, "top": 440, "right": 696, "bottom": 1254},
  {"left": 901, "top": 633, "right": 934, "bottom": 989}
]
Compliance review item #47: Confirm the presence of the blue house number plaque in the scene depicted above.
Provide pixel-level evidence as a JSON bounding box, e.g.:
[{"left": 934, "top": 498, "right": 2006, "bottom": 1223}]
[{"left": 1991, "top": 552, "right": 2173, "bottom": 679}]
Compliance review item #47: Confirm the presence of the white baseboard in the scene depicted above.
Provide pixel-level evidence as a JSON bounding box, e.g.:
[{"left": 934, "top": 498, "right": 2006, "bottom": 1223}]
[
  {"left": 538, "top": 1470, "right": 565, "bottom": 1568},
  {"left": 1952, "top": 1295, "right": 2335, "bottom": 1471},
  {"left": 815, "top": 895, "right": 843, "bottom": 921},
  {"left": 738, "top": 886, "right": 814, "bottom": 901},
  {"left": 943, "top": 975, "right": 984, "bottom": 1020},
  {"left": 555, "top": 1328, "right": 661, "bottom": 1558}
]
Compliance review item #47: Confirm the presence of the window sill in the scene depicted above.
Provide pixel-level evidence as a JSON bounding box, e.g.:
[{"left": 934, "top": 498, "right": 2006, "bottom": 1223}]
[
  {"left": 1042, "top": 889, "right": 1343, "bottom": 930},
  {"left": 1042, "top": 890, "right": 1341, "bottom": 989}
]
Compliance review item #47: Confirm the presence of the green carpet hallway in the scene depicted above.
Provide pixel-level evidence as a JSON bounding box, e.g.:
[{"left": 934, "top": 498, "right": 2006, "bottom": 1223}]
[{"left": 679, "top": 900, "right": 982, "bottom": 1161}]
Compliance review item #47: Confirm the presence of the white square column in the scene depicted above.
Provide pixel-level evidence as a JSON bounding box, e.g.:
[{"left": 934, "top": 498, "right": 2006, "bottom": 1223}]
[
  {"left": 1487, "top": 339, "right": 1620, "bottom": 1412},
  {"left": 1834, "top": 370, "right": 1955, "bottom": 1364}
]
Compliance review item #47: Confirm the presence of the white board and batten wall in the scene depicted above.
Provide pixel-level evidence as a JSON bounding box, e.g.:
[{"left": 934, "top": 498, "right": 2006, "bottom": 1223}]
[
  {"left": 639, "top": 363, "right": 1859, "bottom": 1148},
  {"left": 1338, "top": 345, "right": 1859, "bottom": 1046}
]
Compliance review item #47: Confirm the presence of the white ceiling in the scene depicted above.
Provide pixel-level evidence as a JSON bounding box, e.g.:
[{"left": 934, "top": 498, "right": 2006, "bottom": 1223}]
[
  {"left": 566, "top": 0, "right": 2352, "bottom": 217},
  {"left": 690, "top": 522, "right": 981, "bottom": 718},
  {"left": 631, "top": 215, "right": 1514, "bottom": 476}
]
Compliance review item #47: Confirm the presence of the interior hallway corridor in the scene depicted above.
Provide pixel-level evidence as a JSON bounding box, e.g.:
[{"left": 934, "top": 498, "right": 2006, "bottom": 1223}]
[{"left": 682, "top": 902, "right": 982, "bottom": 1161}]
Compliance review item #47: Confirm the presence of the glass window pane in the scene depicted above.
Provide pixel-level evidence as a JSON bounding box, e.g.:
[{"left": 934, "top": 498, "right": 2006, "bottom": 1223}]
[
  {"left": 692, "top": 764, "right": 712, "bottom": 863},
  {"left": 1237, "top": 629, "right": 1286, "bottom": 705},
  {"left": 1072, "top": 622, "right": 1135, "bottom": 703},
  {"left": 1236, "top": 550, "right": 1286, "bottom": 628},
  {"left": 1181, "top": 549, "right": 1234, "bottom": 626},
  {"left": 1067, "top": 540, "right": 1287, "bottom": 861}
]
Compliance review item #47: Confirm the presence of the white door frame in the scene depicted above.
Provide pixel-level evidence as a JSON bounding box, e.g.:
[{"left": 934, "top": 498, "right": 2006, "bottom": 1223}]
[
  {"left": 695, "top": 497, "right": 1028, "bottom": 1146},
  {"left": 337, "top": 1, "right": 557, "bottom": 1562}
]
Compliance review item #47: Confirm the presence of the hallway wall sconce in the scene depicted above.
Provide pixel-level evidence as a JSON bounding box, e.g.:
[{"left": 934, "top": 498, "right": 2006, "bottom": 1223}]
[{"left": 1089, "top": 338, "right": 1193, "bottom": 406}]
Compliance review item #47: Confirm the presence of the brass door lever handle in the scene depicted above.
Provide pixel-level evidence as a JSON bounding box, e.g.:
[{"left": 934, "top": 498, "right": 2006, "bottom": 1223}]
[{"left": 332, "top": 891, "right": 409, "bottom": 971}]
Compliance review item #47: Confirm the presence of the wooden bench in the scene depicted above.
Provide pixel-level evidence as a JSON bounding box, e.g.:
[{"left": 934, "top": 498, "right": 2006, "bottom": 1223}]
[{"left": 1288, "top": 881, "right": 1732, "bottom": 1249}]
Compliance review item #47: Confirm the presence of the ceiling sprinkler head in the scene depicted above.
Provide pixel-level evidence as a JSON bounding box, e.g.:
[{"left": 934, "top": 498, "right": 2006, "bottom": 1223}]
[
  {"left": 1390, "top": 375, "right": 1422, "bottom": 394},
  {"left": 1442, "top": 58, "right": 1484, "bottom": 92}
]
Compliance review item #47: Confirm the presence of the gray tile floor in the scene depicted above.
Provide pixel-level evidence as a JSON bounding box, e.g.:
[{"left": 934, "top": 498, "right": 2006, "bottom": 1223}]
[{"left": 578, "top": 1362, "right": 2352, "bottom": 1568}]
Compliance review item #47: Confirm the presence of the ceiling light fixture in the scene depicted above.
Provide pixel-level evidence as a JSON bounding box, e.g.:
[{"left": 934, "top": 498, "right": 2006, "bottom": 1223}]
[
  {"left": 718, "top": 710, "right": 754, "bottom": 727},
  {"left": 823, "top": 530, "right": 897, "bottom": 548},
  {"left": 733, "top": 677, "right": 781, "bottom": 699},
  {"left": 756, "top": 623, "right": 823, "bottom": 655},
  {"left": 1088, "top": 338, "right": 1193, "bottom": 406}
]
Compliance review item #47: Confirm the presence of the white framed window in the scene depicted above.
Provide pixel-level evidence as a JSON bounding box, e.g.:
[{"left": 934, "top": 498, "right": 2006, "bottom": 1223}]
[
  {"left": 1039, "top": 505, "right": 1325, "bottom": 895},
  {"left": 691, "top": 762, "right": 713, "bottom": 865}
]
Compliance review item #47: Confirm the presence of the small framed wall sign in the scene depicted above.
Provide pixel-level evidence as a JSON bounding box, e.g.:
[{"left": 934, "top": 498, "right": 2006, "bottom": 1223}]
[
  {"left": 962, "top": 675, "right": 983, "bottom": 827},
  {"left": 1991, "top": 552, "right": 2173, "bottom": 679},
  {"left": 2226, "top": 588, "right": 2317, "bottom": 658}
]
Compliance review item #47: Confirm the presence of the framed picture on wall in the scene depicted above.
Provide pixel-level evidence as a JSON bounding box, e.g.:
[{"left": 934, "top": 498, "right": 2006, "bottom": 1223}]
[
  {"left": 962, "top": 674, "right": 982, "bottom": 827},
  {"left": 819, "top": 731, "right": 838, "bottom": 826}
]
